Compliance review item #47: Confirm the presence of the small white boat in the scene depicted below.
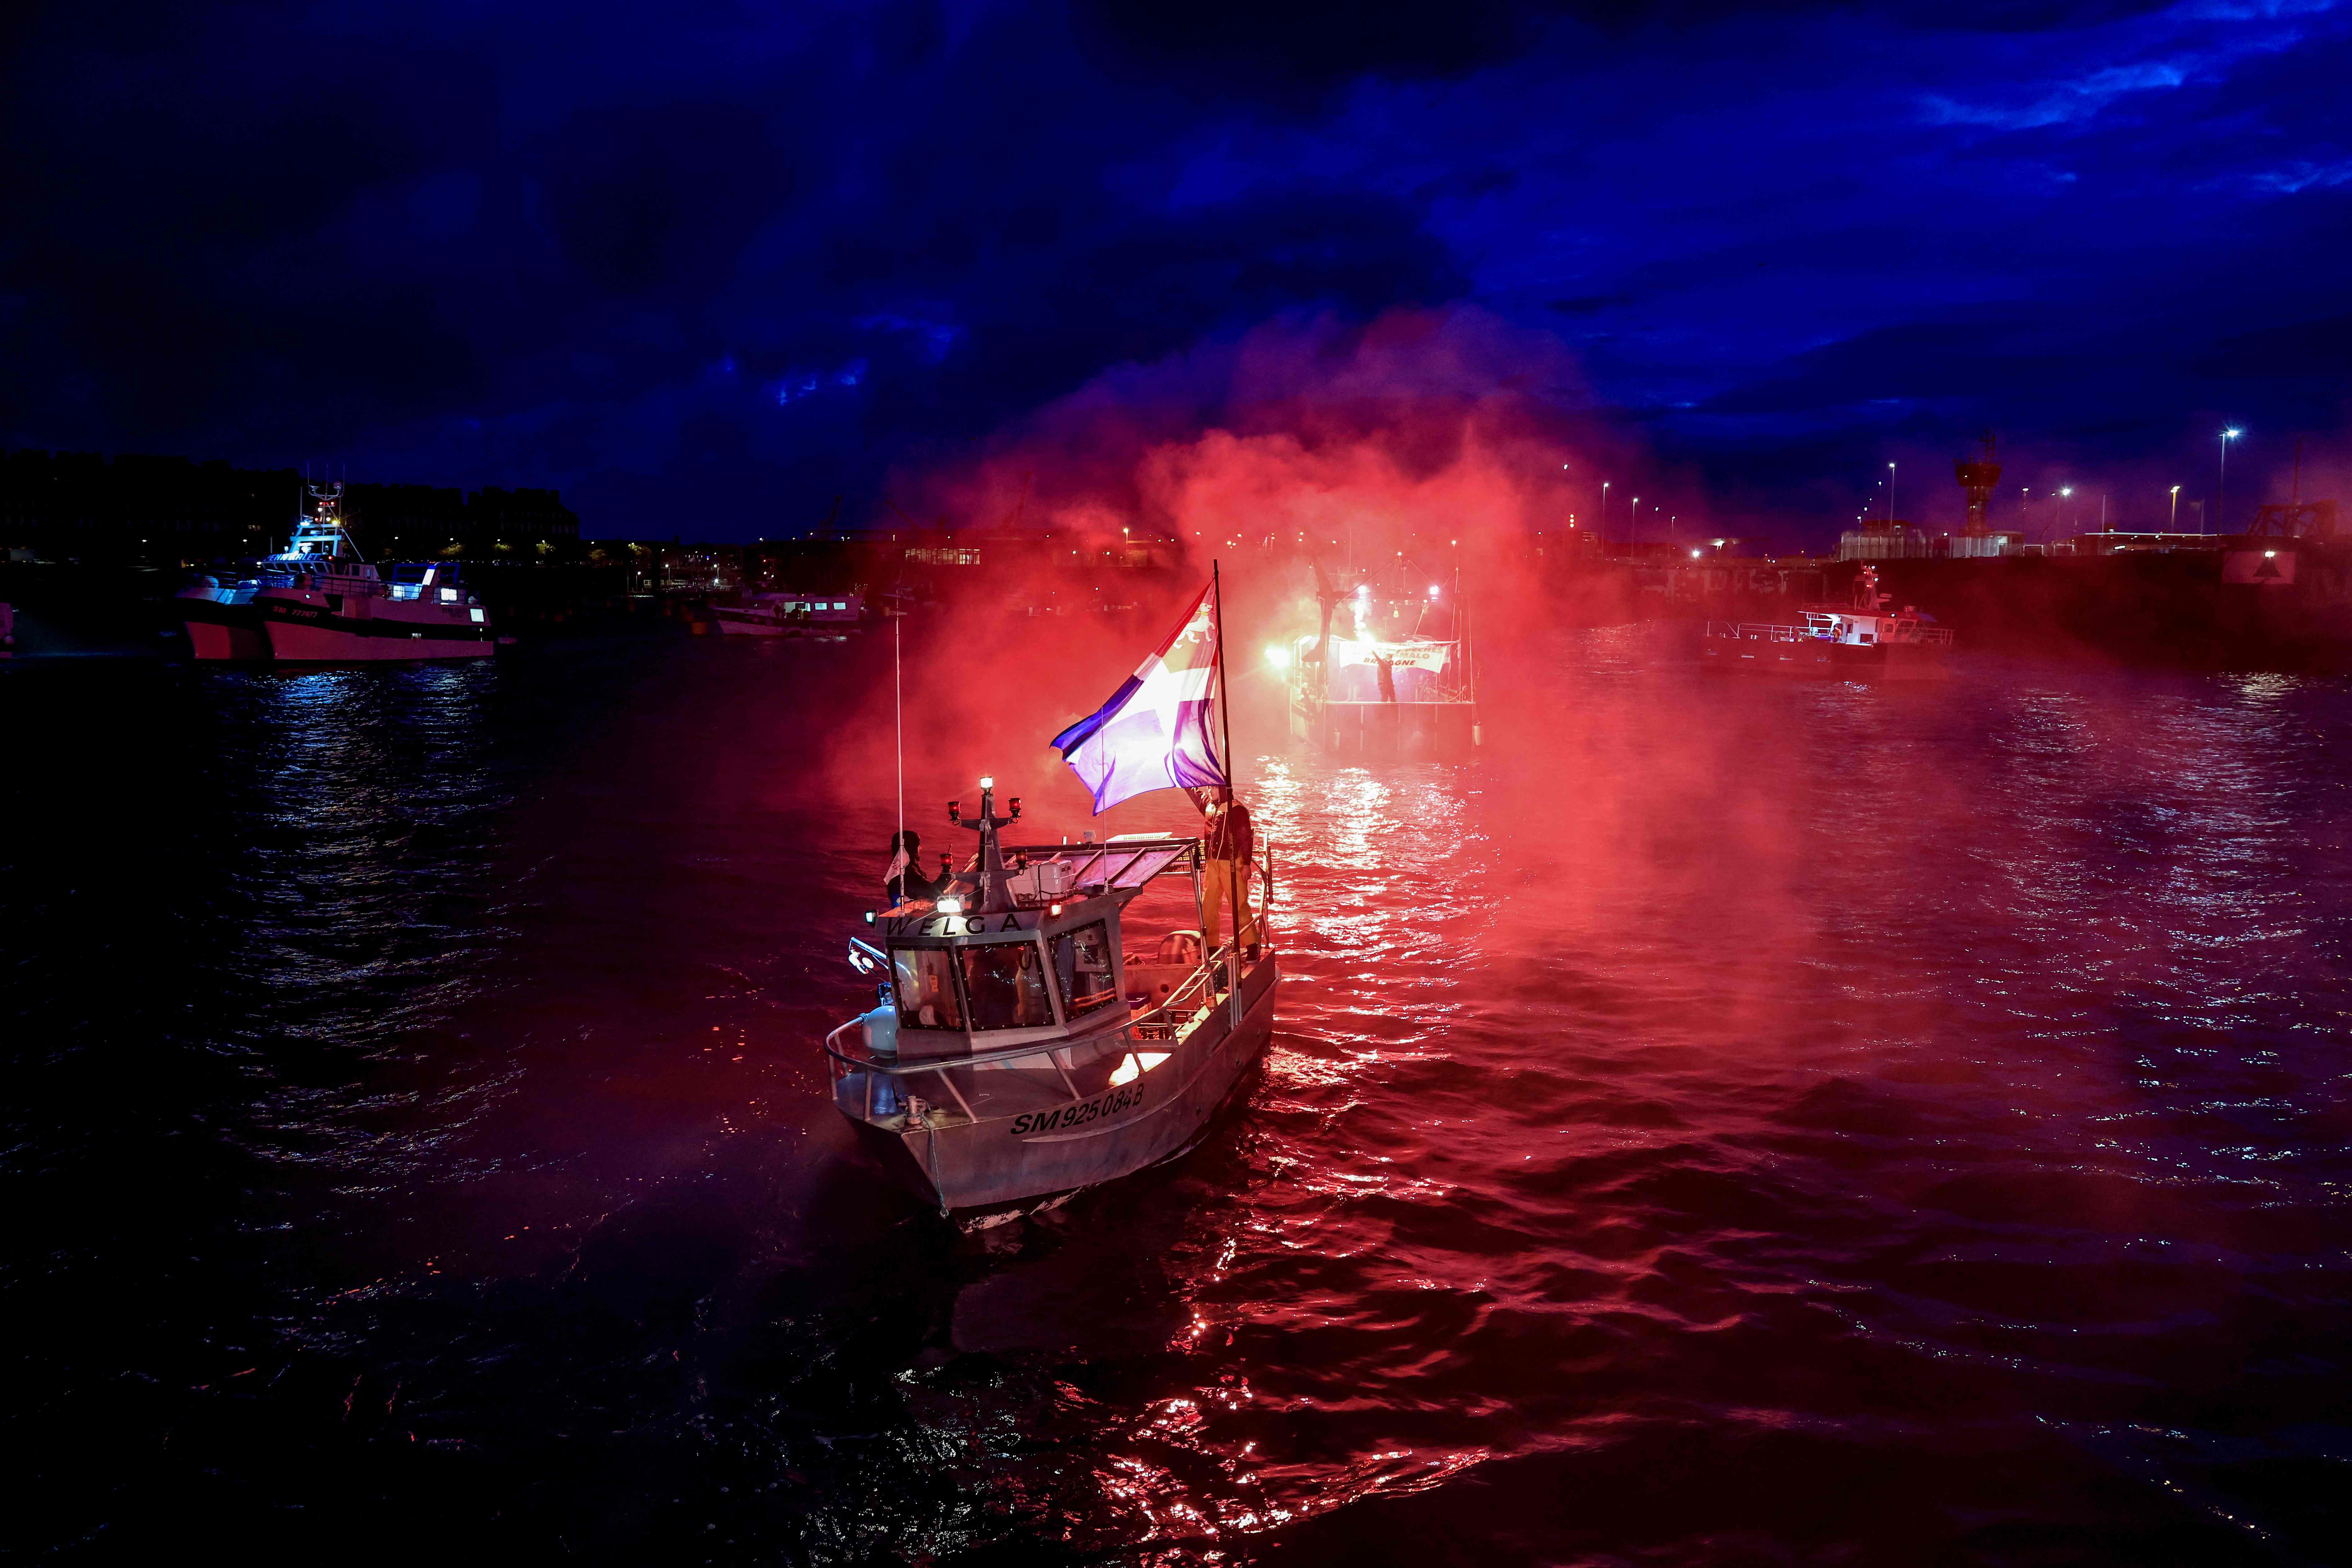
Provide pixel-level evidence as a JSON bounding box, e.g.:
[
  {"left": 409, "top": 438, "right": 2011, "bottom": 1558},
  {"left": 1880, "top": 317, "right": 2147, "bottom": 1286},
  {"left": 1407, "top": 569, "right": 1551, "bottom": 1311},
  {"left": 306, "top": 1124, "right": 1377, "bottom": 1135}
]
[
  {"left": 822, "top": 780, "right": 1277, "bottom": 1222},
  {"left": 822, "top": 569, "right": 1273, "bottom": 1222},
  {"left": 714, "top": 591, "right": 865, "bottom": 635}
]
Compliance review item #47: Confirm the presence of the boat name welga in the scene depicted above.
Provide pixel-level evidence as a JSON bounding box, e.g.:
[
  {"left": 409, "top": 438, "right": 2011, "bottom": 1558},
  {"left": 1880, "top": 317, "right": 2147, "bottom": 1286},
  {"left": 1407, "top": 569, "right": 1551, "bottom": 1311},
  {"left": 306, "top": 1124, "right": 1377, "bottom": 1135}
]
[
  {"left": 883, "top": 912, "right": 1034, "bottom": 937},
  {"left": 1009, "top": 1080, "right": 1149, "bottom": 1138}
]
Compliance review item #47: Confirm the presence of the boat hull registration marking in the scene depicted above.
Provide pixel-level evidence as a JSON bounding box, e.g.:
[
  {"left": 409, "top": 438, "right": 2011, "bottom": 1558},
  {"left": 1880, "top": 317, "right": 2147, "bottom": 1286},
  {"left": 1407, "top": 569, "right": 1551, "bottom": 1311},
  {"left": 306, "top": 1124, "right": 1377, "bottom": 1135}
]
[{"left": 1011, "top": 1081, "right": 1147, "bottom": 1139}]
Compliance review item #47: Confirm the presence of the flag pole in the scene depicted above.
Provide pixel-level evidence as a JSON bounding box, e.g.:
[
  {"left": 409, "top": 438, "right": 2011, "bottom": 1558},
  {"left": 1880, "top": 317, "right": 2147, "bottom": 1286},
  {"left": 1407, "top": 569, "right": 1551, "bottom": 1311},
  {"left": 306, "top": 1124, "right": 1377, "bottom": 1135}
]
[
  {"left": 1214, "top": 560, "right": 1235, "bottom": 792},
  {"left": 894, "top": 613, "right": 904, "bottom": 857}
]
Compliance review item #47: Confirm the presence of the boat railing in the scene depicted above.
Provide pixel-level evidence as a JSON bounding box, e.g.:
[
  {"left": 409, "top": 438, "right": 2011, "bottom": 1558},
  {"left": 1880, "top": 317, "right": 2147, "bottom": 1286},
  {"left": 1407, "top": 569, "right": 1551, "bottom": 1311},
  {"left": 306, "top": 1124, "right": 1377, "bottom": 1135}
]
[
  {"left": 1705, "top": 619, "right": 1954, "bottom": 647},
  {"left": 1705, "top": 621, "right": 1825, "bottom": 643},
  {"left": 1127, "top": 949, "right": 1225, "bottom": 1040}
]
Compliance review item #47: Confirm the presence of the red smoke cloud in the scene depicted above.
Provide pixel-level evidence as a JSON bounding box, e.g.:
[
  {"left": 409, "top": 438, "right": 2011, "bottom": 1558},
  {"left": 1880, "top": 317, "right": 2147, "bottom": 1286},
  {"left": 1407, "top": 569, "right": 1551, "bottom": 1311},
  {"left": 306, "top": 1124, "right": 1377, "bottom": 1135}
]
[
  {"left": 811, "top": 307, "right": 1711, "bottom": 860},
  {"left": 919, "top": 308, "right": 1613, "bottom": 568}
]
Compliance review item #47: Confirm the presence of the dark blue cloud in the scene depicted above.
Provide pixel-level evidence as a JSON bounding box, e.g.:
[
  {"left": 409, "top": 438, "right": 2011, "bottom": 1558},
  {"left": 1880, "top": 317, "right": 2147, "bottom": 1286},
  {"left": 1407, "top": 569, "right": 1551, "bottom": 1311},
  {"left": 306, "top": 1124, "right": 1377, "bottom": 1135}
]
[{"left": 3, "top": 0, "right": 2347, "bottom": 540}]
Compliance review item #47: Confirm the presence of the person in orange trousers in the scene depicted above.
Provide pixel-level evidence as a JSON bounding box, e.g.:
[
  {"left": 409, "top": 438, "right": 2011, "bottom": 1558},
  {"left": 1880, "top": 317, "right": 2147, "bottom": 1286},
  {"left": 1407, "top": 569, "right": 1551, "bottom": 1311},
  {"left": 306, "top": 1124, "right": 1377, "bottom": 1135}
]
[{"left": 1196, "top": 786, "right": 1260, "bottom": 962}]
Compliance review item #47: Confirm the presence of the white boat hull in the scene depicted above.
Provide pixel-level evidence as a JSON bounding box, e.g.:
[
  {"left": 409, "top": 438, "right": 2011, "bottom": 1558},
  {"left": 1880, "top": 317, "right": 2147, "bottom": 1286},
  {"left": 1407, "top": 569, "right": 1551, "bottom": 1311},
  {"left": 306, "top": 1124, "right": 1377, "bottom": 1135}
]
[{"left": 840, "top": 953, "right": 1279, "bottom": 1217}]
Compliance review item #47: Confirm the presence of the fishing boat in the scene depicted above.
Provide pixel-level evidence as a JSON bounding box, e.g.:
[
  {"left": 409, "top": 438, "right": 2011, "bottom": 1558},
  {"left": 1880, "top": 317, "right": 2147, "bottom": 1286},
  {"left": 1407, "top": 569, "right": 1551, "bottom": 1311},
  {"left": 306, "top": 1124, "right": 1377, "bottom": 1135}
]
[
  {"left": 714, "top": 590, "right": 866, "bottom": 635},
  {"left": 1698, "top": 564, "right": 1955, "bottom": 681},
  {"left": 175, "top": 480, "right": 497, "bottom": 662},
  {"left": 819, "top": 573, "right": 1277, "bottom": 1222},
  {"left": 1286, "top": 571, "right": 1480, "bottom": 758}
]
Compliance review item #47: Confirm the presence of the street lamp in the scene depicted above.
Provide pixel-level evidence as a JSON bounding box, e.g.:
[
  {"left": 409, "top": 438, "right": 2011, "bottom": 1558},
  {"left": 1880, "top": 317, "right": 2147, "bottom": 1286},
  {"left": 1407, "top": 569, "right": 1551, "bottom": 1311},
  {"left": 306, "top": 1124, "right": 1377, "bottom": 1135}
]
[
  {"left": 2217, "top": 427, "right": 2242, "bottom": 534},
  {"left": 1887, "top": 461, "right": 1897, "bottom": 524},
  {"left": 1601, "top": 480, "right": 1611, "bottom": 536},
  {"left": 2170, "top": 484, "right": 2180, "bottom": 529},
  {"left": 1630, "top": 496, "right": 1641, "bottom": 547}
]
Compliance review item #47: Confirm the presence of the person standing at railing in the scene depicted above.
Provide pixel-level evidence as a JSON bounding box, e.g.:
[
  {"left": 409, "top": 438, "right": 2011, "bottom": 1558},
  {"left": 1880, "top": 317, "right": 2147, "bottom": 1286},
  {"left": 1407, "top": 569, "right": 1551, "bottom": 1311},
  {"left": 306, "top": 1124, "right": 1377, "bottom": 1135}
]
[
  {"left": 1196, "top": 786, "right": 1261, "bottom": 964},
  {"left": 883, "top": 829, "right": 941, "bottom": 907}
]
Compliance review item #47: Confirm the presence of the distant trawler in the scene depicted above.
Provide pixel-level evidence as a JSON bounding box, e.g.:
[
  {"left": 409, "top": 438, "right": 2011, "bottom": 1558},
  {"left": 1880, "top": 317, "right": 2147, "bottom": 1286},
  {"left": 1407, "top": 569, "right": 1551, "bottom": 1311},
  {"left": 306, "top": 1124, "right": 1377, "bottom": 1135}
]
[
  {"left": 1699, "top": 564, "right": 1955, "bottom": 680},
  {"left": 176, "top": 481, "right": 498, "bottom": 662},
  {"left": 714, "top": 591, "right": 866, "bottom": 635}
]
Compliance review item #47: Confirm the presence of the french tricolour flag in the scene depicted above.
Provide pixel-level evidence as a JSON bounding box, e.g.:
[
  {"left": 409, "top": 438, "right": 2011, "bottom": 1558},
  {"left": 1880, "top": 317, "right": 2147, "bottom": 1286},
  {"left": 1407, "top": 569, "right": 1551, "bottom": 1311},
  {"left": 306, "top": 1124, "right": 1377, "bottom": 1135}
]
[{"left": 1051, "top": 579, "right": 1228, "bottom": 813}]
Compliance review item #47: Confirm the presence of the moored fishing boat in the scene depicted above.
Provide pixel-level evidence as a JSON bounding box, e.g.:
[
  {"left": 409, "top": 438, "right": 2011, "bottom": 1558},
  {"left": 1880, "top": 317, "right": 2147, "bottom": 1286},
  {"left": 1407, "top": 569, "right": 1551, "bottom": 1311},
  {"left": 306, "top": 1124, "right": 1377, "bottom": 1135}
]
[
  {"left": 1286, "top": 566, "right": 1480, "bottom": 758},
  {"left": 714, "top": 590, "right": 866, "bottom": 635},
  {"left": 1699, "top": 564, "right": 1955, "bottom": 681},
  {"left": 819, "top": 572, "right": 1277, "bottom": 1222},
  {"left": 176, "top": 480, "right": 497, "bottom": 662}
]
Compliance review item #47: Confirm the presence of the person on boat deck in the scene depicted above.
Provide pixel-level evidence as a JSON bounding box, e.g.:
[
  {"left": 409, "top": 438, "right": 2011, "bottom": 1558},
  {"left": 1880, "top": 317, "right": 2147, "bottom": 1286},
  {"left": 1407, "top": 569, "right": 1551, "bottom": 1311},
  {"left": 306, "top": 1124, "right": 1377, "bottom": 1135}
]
[
  {"left": 884, "top": 830, "right": 941, "bottom": 906},
  {"left": 1372, "top": 650, "right": 1398, "bottom": 704},
  {"left": 1192, "top": 786, "right": 1261, "bottom": 963}
]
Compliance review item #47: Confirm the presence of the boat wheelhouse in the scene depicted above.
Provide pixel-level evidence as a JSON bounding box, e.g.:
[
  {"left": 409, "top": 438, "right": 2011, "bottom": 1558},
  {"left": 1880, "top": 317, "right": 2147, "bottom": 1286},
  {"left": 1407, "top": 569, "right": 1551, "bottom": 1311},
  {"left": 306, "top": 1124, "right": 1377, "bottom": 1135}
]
[
  {"left": 1699, "top": 564, "right": 1955, "bottom": 681},
  {"left": 821, "top": 779, "right": 1278, "bottom": 1222}
]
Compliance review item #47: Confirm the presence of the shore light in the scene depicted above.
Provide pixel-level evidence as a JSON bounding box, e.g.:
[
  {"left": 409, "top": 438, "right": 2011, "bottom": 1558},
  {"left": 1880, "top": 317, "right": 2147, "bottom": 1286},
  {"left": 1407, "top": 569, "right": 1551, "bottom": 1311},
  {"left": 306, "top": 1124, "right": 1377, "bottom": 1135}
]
[
  {"left": 1266, "top": 645, "right": 1290, "bottom": 669},
  {"left": 2219, "top": 428, "right": 2243, "bottom": 530}
]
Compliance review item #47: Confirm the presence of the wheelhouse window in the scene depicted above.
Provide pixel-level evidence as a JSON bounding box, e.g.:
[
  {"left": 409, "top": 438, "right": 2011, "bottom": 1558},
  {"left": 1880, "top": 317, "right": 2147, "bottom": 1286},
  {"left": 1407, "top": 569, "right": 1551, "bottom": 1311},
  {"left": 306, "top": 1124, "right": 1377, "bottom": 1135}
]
[
  {"left": 1052, "top": 922, "right": 1118, "bottom": 1019},
  {"left": 960, "top": 940, "right": 1053, "bottom": 1030},
  {"left": 893, "top": 947, "right": 963, "bottom": 1031}
]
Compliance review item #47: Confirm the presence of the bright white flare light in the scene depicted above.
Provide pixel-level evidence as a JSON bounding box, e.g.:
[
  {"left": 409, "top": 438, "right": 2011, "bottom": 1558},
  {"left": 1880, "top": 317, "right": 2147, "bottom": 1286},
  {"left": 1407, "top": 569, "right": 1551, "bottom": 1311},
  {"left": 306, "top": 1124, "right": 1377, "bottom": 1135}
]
[
  {"left": 2224, "top": 427, "right": 2244, "bottom": 439},
  {"left": 1108, "top": 1051, "right": 1172, "bottom": 1087},
  {"left": 1427, "top": 584, "right": 1441, "bottom": 597},
  {"left": 979, "top": 775, "right": 994, "bottom": 789},
  {"left": 935, "top": 897, "right": 963, "bottom": 914},
  {"left": 1265, "top": 645, "right": 1290, "bottom": 669},
  {"left": 1690, "top": 549, "right": 1702, "bottom": 558}
]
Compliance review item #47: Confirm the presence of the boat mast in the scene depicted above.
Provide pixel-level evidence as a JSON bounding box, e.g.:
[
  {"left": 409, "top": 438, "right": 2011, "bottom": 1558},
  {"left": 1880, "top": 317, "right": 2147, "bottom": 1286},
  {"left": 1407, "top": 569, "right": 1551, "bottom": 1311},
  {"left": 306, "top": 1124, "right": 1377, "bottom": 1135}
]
[
  {"left": 1214, "top": 559, "right": 1236, "bottom": 792},
  {"left": 894, "top": 613, "right": 904, "bottom": 864}
]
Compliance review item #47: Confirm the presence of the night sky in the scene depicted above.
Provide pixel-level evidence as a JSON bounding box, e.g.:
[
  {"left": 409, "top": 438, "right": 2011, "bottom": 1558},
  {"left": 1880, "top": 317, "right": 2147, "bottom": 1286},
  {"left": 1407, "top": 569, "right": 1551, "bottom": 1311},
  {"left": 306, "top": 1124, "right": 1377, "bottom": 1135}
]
[{"left": 6, "top": 0, "right": 2348, "bottom": 543}]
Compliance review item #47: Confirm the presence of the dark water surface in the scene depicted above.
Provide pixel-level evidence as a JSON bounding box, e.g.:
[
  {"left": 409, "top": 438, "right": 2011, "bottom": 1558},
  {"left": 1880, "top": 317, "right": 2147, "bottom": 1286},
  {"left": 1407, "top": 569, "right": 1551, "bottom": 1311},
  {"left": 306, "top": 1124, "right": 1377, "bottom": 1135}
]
[{"left": 7, "top": 631, "right": 2350, "bottom": 1564}]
